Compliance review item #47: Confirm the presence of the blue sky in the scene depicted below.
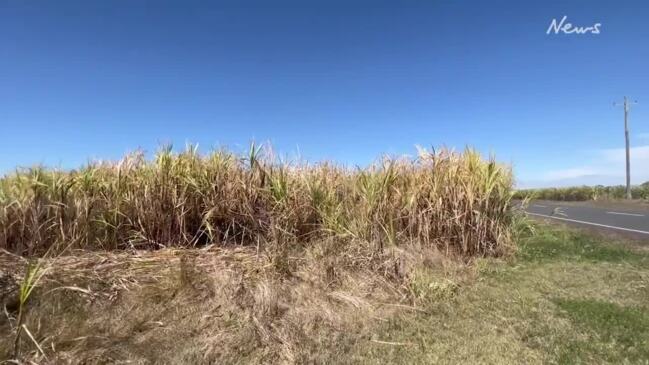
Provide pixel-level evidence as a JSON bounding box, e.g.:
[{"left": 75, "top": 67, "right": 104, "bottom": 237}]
[{"left": 1, "top": 0, "right": 648, "bottom": 187}]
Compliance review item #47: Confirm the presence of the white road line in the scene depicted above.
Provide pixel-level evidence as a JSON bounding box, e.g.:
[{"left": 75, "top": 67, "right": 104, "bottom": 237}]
[
  {"left": 533, "top": 204, "right": 548, "bottom": 208},
  {"left": 526, "top": 212, "right": 649, "bottom": 235},
  {"left": 606, "top": 211, "right": 645, "bottom": 217}
]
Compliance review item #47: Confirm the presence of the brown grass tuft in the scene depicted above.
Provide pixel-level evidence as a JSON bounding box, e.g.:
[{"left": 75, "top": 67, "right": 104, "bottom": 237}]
[{"left": 1, "top": 241, "right": 461, "bottom": 363}]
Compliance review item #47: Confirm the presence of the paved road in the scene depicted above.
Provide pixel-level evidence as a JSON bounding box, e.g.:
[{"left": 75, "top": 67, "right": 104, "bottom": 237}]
[{"left": 522, "top": 200, "right": 649, "bottom": 236}]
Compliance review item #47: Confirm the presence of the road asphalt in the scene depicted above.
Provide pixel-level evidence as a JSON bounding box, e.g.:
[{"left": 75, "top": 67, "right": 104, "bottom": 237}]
[{"left": 522, "top": 200, "right": 649, "bottom": 237}]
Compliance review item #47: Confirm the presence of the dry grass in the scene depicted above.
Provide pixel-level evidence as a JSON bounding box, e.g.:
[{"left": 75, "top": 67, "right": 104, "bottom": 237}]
[
  {"left": 0, "top": 143, "right": 514, "bottom": 258},
  {"left": 2, "top": 223, "right": 647, "bottom": 364},
  {"left": 0, "top": 240, "right": 471, "bottom": 364}
]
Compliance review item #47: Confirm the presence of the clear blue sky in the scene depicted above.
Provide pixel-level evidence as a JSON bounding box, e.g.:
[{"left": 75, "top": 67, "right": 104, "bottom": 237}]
[{"left": 2, "top": 0, "right": 648, "bottom": 187}]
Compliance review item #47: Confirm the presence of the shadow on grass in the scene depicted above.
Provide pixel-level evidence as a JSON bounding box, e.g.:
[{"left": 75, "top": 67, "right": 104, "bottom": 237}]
[{"left": 553, "top": 298, "right": 649, "bottom": 363}]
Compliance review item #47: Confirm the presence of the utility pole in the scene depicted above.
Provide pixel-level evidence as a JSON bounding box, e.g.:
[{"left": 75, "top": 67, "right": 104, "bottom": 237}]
[{"left": 614, "top": 96, "right": 638, "bottom": 199}]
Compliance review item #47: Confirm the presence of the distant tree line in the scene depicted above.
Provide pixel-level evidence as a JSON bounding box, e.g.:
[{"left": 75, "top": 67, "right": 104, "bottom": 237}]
[{"left": 514, "top": 182, "right": 649, "bottom": 201}]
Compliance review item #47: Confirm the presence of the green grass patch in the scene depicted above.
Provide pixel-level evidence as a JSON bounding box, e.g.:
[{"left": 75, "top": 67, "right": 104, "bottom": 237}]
[
  {"left": 518, "top": 225, "right": 649, "bottom": 265},
  {"left": 553, "top": 299, "right": 649, "bottom": 363}
]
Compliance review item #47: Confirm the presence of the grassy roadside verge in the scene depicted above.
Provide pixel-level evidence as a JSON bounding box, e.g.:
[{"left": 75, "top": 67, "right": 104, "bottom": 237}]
[
  {"left": 2, "top": 224, "right": 649, "bottom": 364},
  {"left": 358, "top": 224, "right": 649, "bottom": 364}
]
